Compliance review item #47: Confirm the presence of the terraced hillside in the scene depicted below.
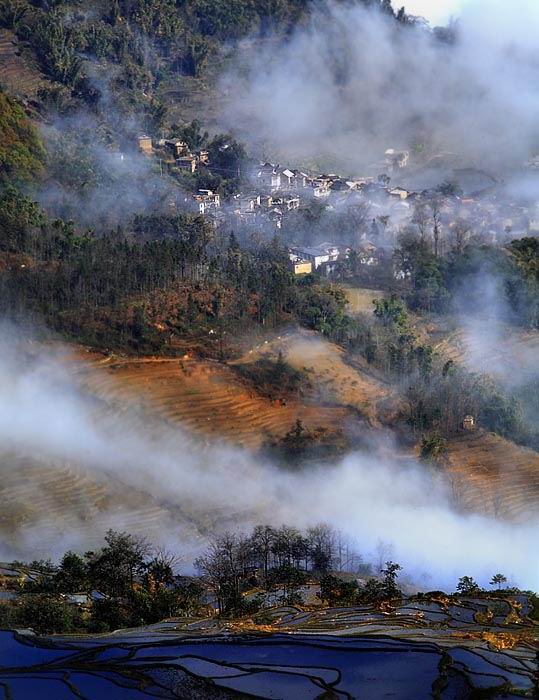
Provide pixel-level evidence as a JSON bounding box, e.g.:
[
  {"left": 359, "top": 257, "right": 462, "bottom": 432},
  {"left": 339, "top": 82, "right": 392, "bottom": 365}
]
[
  {"left": 422, "top": 316, "right": 539, "bottom": 383},
  {"left": 0, "top": 337, "right": 384, "bottom": 553},
  {"left": 72, "top": 350, "right": 354, "bottom": 450},
  {"left": 0, "top": 450, "right": 177, "bottom": 556},
  {"left": 446, "top": 431, "right": 539, "bottom": 521},
  {"left": 0, "top": 29, "right": 46, "bottom": 98},
  {"left": 2, "top": 594, "right": 537, "bottom": 698}
]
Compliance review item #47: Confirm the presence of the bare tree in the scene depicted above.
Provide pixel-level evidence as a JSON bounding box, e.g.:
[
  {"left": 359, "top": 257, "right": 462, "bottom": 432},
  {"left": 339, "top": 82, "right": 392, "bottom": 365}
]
[
  {"left": 451, "top": 218, "right": 472, "bottom": 255},
  {"left": 250, "top": 525, "right": 275, "bottom": 582},
  {"left": 412, "top": 203, "right": 430, "bottom": 242},
  {"left": 195, "top": 532, "right": 251, "bottom": 615},
  {"left": 429, "top": 197, "right": 443, "bottom": 257}
]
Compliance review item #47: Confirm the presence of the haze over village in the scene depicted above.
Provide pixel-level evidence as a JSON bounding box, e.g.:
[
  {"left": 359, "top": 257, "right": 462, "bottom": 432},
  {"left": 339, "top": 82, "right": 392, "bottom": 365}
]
[{"left": 0, "top": 0, "right": 537, "bottom": 697}]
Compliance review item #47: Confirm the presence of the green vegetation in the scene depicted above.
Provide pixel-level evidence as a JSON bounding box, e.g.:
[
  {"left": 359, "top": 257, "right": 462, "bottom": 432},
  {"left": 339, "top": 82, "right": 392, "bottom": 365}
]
[
  {"left": 0, "top": 0, "right": 401, "bottom": 116},
  {"left": 234, "top": 351, "right": 307, "bottom": 401},
  {"left": 394, "top": 231, "right": 539, "bottom": 329},
  {"left": 456, "top": 575, "right": 480, "bottom": 595},
  {"left": 0, "top": 91, "right": 44, "bottom": 185},
  {"left": 420, "top": 434, "right": 448, "bottom": 466},
  {"left": 0, "top": 530, "right": 206, "bottom": 633},
  {"left": 0, "top": 529, "right": 534, "bottom": 634},
  {"left": 264, "top": 418, "right": 350, "bottom": 466}
]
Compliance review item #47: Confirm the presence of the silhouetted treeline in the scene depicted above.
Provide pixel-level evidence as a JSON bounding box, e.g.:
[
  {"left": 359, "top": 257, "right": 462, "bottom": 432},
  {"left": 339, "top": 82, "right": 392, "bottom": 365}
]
[{"left": 2, "top": 526, "right": 533, "bottom": 635}]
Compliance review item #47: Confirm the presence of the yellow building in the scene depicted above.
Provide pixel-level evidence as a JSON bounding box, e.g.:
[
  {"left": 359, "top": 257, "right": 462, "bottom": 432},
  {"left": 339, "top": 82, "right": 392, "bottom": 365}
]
[{"left": 292, "top": 261, "right": 312, "bottom": 275}]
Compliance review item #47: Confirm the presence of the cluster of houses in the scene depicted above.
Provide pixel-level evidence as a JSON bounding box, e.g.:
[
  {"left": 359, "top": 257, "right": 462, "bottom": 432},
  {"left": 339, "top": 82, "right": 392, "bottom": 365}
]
[
  {"left": 139, "top": 134, "right": 209, "bottom": 174},
  {"left": 138, "top": 133, "right": 537, "bottom": 279},
  {"left": 288, "top": 240, "right": 380, "bottom": 277}
]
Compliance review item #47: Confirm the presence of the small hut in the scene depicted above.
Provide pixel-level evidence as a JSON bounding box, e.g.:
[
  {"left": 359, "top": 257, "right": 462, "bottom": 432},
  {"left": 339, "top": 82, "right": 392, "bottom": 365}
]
[
  {"left": 138, "top": 135, "right": 153, "bottom": 157},
  {"left": 463, "top": 415, "right": 475, "bottom": 431}
]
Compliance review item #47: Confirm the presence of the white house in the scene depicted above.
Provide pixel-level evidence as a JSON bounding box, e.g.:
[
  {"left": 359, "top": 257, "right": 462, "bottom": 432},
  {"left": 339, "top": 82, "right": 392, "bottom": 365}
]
[
  {"left": 289, "top": 242, "right": 346, "bottom": 269},
  {"left": 257, "top": 163, "right": 282, "bottom": 190},
  {"left": 192, "top": 190, "right": 220, "bottom": 215}
]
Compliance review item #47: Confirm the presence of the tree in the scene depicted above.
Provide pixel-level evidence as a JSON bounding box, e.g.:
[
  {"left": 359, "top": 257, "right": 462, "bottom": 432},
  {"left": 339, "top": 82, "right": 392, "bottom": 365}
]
[
  {"left": 420, "top": 434, "right": 447, "bottom": 466},
  {"left": 87, "top": 530, "right": 149, "bottom": 598},
  {"left": 380, "top": 561, "right": 402, "bottom": 599},
  {"left": 267, "top": 562, "right": 307, "bottom": 605},
  {"left": 456, "top": 575, "right": 480, "bottom": 595},
  {"left": 143, "top": 549, "right": 179, "bottom": 593},
  {"left": 181, "top": 35, "right": 210, "bottom": 77},
  {"left": 429, "top": 198, "right": 443, "bottom": 257},
  {"left": 437, "top": 180, "right": 462, "bottom": 197},
  {"left": 381, "top": 0, "right": 394, "bottom": 16},
  {"left": 176, "top": 119, "right": 208, "bottom": 151},
  {"left": 490, "top": 573, "right": 507, "bottom": 590},
  {"left": 0, "top": 91, "right": 45, "bottom": 186},
  {"left": 396, "top": 6, "right": 408, "bottom": 23},
  {"left": 34, "top": 13, "right": 84, "bottom": 88},
  {"left": 54, "top": 552, "right": 89, "bottom": 593},
  {"left": 0, "top": 0, "right": 28, "bottom": 33},
  {"left": 450, "top": 219, "right": 472, "bottom": 255},
  {"left": 307, "top": 524, "right": 335, "bottom": 574},
  {"left": 373, "top": 295, "right": 408, "bottom": 329},
  {"left": 195, "top": 533, "right": 250, "bottom": 615},
  {"left": 17, "top": 594, "right": 75, "bottom": 634},
  {"left": 250, "top": 525, "right": 275, "bottom": 581},
  {"left": 319, "top": 574, "right": 359, "bottom": 606}
]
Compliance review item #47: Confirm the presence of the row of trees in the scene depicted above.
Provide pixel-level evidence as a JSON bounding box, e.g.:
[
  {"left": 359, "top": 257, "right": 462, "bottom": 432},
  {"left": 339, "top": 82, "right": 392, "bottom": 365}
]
[
  {"left": 1, "top": 0, "right": 403, "bottom": 91},
  {"left": 1, "top": 527, "right": 526, "bottom": 636},
  {"left": 4, "top": 530, "right": 204, "bottom": 633},
  {"left": 195, "top": 523, "right": 366, "bottom": 614}
]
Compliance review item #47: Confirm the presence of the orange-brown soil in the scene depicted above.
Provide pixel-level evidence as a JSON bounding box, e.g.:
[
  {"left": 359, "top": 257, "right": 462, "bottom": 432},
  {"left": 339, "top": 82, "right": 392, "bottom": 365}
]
[{"left": 445, "top": 431, "right": 539, "bottom": 521}]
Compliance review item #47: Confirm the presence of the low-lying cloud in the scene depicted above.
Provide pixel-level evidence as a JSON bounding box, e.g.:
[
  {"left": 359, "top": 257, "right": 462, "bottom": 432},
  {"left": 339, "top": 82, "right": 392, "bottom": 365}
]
[
  {"left": 220, "top": 0, "right": 539, "bottom": 174},
  {"left": 0, "top": 323, "right": 536, "bottom": 590}
]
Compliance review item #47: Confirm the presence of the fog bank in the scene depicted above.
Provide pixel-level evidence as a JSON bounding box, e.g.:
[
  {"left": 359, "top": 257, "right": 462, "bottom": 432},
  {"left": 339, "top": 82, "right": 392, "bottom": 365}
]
[
  {"left": 221, "top": 0, "right": 539, "bottom": 173},
  {"left": 0, "top": 325, "right": 536, "bottom": 590}
]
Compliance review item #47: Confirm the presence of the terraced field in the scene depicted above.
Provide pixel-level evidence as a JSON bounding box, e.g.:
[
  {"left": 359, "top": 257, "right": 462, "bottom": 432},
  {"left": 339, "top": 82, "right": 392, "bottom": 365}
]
[
  {"left": 446, "top": 431, "right": 539, "bottom": 521},
  {"left": 0, "top": 450, "right": 177, "bottom": 556},
  {"left": 0, "top": 341, "right": 357, "bottom": 551},
  {"left": 0, "top": 336, "right": 386, "bottom": 554},
  {"left": 424, "top": 316, "right": 539, "bottom": 384},
  {"left": 2, "top": 594, "right": 537, "bottom": 698},
  {"left": 342, "top": 285, "right": 387, "bottom": 314},
  {"left": 0, "top": 29, "right": 47, "bottom": 98},
  {"left": 72, "top": 351, "right": 354, "bottom": 450},
  {"left": 412, "top": 315, "right": 539, "bottom": 520}
]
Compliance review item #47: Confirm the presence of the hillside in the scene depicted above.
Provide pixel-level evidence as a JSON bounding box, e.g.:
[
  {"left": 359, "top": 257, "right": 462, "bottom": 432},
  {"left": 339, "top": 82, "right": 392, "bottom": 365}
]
[
  {"left": 71, "top": 347, "right": 355, "bottom": 450},
  {"left": 427, "top": 317, "right": 539, "bottom": 383},
  {"left": 0, "top": 29, "right": 47, "bottom": 99},
  {"left": 233, "top": 328, "right": 401, "bottom": 426},
  {"left": 0, "top": 450, "right": 176, "bottom": 555},
  {"left": 445, "top": 430, "right": 539, "bottom": 521}
]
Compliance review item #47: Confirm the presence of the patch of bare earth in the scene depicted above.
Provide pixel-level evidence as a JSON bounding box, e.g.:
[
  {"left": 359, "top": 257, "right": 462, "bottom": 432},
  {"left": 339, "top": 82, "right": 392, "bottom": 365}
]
[{"left": 234, "top": 329, "right": 402, "bottom": 426}]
